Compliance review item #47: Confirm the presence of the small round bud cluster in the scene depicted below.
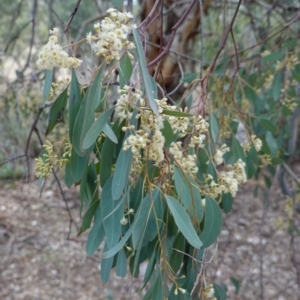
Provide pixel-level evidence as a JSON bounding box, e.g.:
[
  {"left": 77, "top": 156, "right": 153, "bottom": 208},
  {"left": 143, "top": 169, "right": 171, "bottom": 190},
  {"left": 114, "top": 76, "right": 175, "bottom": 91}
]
[
  {"left": 87, "top": 8, "right": 135, "bottom": 63},
  {"left": 35, "top": 140, "right": 69, "bottom": 178},
  {"left": 36, "top": 28, "right": 82, "bottom": 70}
]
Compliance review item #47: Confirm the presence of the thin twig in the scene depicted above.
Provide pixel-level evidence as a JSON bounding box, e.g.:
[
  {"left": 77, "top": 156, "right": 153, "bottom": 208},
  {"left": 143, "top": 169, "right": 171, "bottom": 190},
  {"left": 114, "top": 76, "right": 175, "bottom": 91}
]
[
  {"left": 147, "top": 0, "right": 197, "bottom": 68},
  {"left": 65, "top": 0, "right": 82, "bottom": 33},
  {"left": 0, "top": 154, "right": 26, "bottom": 167},
  {"left": 198, "top": 0, "right": 204, "bottom": 79},
  {"left": 32, "top": 115, "right": 79, "bottom": 237},
  {"left": 19, "top": 0, "right": 37, "bottom": 75},
  {"left": 138, "top": 0, "right": 161, "bottom": 28}
]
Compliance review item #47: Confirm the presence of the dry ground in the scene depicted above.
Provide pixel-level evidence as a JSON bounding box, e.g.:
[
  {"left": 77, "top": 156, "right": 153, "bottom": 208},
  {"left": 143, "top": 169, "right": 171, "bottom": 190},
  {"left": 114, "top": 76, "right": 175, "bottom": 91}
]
[{"left": 0, "top": 170, "right": 299, "bottom": 300}]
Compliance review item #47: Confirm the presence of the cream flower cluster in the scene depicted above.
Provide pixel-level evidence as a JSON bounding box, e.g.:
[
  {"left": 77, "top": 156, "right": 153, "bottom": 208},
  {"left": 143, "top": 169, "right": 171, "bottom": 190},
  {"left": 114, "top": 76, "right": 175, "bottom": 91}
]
[
  {"left": 243, "top": 134, "right": 262, "bottom": 152},
  {"left": 115, "top": 86, "right": 143, "bottom": 120},
  {"left": 169, "top": 142, "right": 198, "bottom": 175},
  {"left": 87, "top": 8, "right": 135, "bottom": 63},
  {"left": 118, "top": 87, "right": 210, "bottom": 177},
  {"left": 206, "top": 159, "right": 247, "bottom": 197},
  {"left": 214, "top": 144, "right": 229, "bottom": 165},
  {"left": 36, "top": 28, "right": 82, "bottom": 70}
]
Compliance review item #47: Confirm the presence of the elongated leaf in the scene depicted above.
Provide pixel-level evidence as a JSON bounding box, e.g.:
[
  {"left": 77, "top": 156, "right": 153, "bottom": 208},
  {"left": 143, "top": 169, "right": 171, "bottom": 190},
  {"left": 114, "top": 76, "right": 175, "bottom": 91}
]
[
  {"left": 72, "top": 65, "right": 105, "bottom": 156},
  {"left": 132, "top": 189, "right": 163, "bottom": 249},
  {"left": 70, "top": 148, "right": 88, "bottom": 182},
  {"left": 209, "top": 113, "right": 219, "bottom": 143},
  {"left": 101, "top": 177, "right": 123, "bottom": 249},
  {"left": 64, "top": 160, "right": 73, "bottom": 187},
  {"left": 100, "top": 140, "right": 114, "bottom": 188},
  {"left": 163, "top": 109, "right": 192, "bottom": 118},
  {"left": 260, "top": 119, "right": 276, "bottom": 134},
  {"left": 103, "top": 123, "right": 118, "bottom": 144},
  {"left": 80, "top": 162, "right": 98, "bottom": 207},
  {"left": 81, "top": 200, "right": 100, "bottom": 231},
  {"left": 101, "top": 242, "right": 114, "bottom": 283},
  {"left": 112, "top": 147, "right": 133, "bottom": 200},
  {"left": 100, "top": 122, "right": 121, "bottom": 187},
  {"left": 152, "top": 273, "right": 163, "bottom": 300},
  {"left": 161, "top": 120, "right": 174, "bottom": 148},
  {"left": 272, "top": 72, "right": 281, "bottom": 101},
  {"left": 45, "top": 87, "right": 68, "bottom": 135},
  {"left": 42, "top": 70, "right": 53, "bottom": 105},
  {"left": 82, "top": 107, "right": 115, "bottom": 149},
  {"left": 132, "top": 29, "right": 159, "bottom": 115},
  {"left": 143, "top": 249, "right": 157, "bottom": 286},
  {"left": 170, "top": 232, "right": 186, "bottom": 273},
  {"left": 231, "top": 136, "right": 246, "bottom": 162},
  {"left": 116, "top": 248, "right": 127, "bottom": 277},
  {"left": 266, "top": 131, "right": 277, "bottom": 156},
  {"left": 69, "top": 70, "right": 82, "bottom": 143},
  {"left": 214, "top": 283, "right": 227, "bottom": 300},
  {"left": 150, "top": 75, "right": 158, "bottom": 98},
  {"left": 199, "top": 196, "right": 222, "bottom": 248},
  {"left": 102, "top": 223, "right": 134, "bottom": 259},
  {"left": 165, "top": 195, "right": 202, "bottom": 249},
  {"left": 262, "top": 51, "right": 284, "bottom": 62},
  {"left": 119, "top": 52, "right": 133, "bottom": 88},
  {"left": 221, "top": 193, "right": 233, "bottom": 214},
  {"left": 174, "top": 166, "right": 203, "bottom": 221},
  {"left": 86, "top": 205, "right": 105, "bottom": 255}
]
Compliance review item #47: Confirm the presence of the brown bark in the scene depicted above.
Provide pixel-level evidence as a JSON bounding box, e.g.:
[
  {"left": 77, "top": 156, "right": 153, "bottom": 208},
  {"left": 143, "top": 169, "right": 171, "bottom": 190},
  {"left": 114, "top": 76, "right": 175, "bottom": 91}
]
[{"left": 140, "top": 0, "right": 212, "bottom": 93}]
